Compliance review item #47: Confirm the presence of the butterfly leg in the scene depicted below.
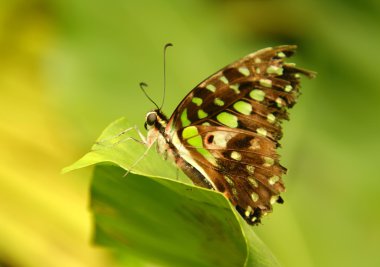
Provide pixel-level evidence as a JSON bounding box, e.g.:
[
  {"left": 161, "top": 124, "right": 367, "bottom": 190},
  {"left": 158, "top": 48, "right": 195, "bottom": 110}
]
[
  {"left": 94, "top": 125, "right": 147, "bottom": 149},
  {"left": 124, "top": 144, "right": 154, "bottom": 177}
]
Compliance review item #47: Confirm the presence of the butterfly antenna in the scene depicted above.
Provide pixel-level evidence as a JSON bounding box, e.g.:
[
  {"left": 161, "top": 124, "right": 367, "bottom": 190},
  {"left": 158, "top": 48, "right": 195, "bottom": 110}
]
[
  {"left": 160, "top": 43, "right": 173, "bottom": 110},
  {"left": 139, "top": 82, "right": 159, "bottom": 109}
]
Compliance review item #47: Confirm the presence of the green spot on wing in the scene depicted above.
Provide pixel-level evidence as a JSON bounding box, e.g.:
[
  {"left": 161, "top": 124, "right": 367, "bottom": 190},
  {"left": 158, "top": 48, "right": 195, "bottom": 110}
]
[
  {"left": 233, "top": 101, "right": 252, "bottom": 115},
  {"left": 259, "top": 79, "right": 272, "bottom": 88},
  {"left": 275, "top": 98, "right": 284, "bottom": 107},
  {"left": 187, "top": 135, "right": 203, "bottom": 148},
  {"left": 263, "top": 157, "right": 274, "bottom": 166},
  {"left": 277, "top": 51, "right": 286, "bottom": 58},
  {"left": 266, "top": 66, "right": 283, "bottom": 75},
  {"left": 250, "top": 90, "right": 265, "bottom": 101},
  {"left": 267, "top": 113, "right": 276, "bottom": 123},
  {"left": 186, "top": 134, "right": 217, "bottom": 165},
  {"left": 238, "top": 67, "right": 250, "bottom": 76},
  {"left": 217, "top": 112, "right": 238, "bottom": 128},
  {"left": 192, "top": 97, "right": 203, "bottom": 106},
  {"left": 206, "top": 84, "right": 216, "bottom": 92},
  {"left": 284, "top": 85, "right": 293, "bottom": 92},
  {"left": 269, "top": 175, "right": 280, "bottom": 185},
  {"left": 182, "top": 126, "right": 199, "bottom": 139},
  {"left": 214, "top": 98, "right": 224, "bottom": 106},
  {"left": 220, "top": 76, "right": 228, "bottom": 84},
  {"left": 198, "top": 109, "right": 208, "bottom": 119},
  {"left": 257, "top": 128, "right": 267, "bottom": 137},
  {"left": 230, "top": 84, "right": 240, "bottom": 94},
  {"left": 251, "top": 192, "right": 259, "bottom": 202},
  {"left": 181, "top": 108, "right": 191, "bottom": 127}
]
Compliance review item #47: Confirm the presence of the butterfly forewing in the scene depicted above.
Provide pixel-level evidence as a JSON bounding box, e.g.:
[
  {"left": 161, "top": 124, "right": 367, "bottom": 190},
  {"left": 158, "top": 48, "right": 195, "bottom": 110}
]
[{"left": 167, "top": 45, "right": 315, "bottom": 224}]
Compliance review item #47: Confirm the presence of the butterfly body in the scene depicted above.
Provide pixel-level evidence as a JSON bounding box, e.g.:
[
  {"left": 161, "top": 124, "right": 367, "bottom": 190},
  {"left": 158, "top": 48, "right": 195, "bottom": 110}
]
[{"left": 143, "top": 45, "right": 315, "bottom": 224}]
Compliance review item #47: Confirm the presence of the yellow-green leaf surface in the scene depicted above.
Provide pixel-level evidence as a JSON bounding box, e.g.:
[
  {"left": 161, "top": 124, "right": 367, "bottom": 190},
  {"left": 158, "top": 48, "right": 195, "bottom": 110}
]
[{"left": 66, "top": 118, "right": 281, "bottom": 267}]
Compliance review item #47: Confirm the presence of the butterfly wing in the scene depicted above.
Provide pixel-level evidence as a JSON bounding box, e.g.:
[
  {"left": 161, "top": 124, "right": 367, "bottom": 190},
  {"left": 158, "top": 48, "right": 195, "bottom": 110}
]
[{"left": 167, "top": 45, "right": 315, "bottom": 224}]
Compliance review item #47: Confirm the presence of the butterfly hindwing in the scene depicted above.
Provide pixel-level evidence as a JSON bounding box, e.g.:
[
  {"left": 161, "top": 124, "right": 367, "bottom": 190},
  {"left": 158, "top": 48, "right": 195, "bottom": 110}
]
[
  {"left": 167, "top": 45, "right": 315, "bottom": 224},
  {"left": 179, "top": 125, "right": 285, "bottom": 223}
]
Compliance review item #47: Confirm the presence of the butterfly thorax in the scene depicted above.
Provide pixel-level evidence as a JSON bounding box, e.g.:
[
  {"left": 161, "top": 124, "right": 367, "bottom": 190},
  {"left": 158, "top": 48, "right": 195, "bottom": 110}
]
[
  {"left": 144, "top": 109, "right": 215, "bottom": 189},
  {"left": 144, "top": 110, "right": 171, "bottom": 162}
]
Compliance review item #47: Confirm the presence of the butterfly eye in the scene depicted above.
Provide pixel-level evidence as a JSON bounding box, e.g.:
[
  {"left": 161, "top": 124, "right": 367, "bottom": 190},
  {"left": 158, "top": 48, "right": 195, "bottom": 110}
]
[
  {"left": 206, "top": 135, "right": 214, "bottom": 144},
  {"left": 146, "top": 112, "right": 157, "bottom": 127}
]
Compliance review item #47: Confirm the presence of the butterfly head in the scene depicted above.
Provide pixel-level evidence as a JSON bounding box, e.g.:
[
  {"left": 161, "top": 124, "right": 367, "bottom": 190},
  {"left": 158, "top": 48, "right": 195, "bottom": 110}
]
[
  {"left": 144, "top": 109, "right": 168, "bottom": 131},
  {"left": 144, "top": 109, "right": 169, "bottom": 145},
  {"left": 144, "top": 111, "right": 157, "bottom": 130}
]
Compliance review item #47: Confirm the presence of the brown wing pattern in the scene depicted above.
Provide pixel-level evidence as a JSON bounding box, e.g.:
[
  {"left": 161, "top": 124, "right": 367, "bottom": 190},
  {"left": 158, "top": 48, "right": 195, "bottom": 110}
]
[
  {"left": 170, "top": 45, "right": 315, "bottom": 134},
  {"left": 170, "top": 45, "right": 315, "bottom": 224},
  {"left": 178, "top": 126, "right": 286, "bottom": 224}
]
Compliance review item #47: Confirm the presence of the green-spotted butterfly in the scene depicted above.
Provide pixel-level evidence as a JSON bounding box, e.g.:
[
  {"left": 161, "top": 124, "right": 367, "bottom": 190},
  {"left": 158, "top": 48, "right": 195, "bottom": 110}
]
[{"left": 137, "top": 45, "right": 315, "bottom": 225}]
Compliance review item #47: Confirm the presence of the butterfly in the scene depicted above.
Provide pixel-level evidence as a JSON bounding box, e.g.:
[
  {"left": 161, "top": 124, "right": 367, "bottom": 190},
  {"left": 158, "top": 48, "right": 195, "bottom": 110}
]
[{"left": 138, "top": 45, "right": 315, "bottom": 225}]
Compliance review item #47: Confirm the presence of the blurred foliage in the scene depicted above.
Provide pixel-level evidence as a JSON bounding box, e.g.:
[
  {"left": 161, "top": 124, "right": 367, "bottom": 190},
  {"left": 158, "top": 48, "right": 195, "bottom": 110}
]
[{"left": 1, "top": 0, "right": 379, "bottom": 267}]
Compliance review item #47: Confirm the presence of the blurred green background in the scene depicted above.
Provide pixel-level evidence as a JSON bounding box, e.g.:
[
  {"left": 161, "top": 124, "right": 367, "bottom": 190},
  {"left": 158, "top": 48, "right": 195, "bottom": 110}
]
[{"left": 1, "top": 0, "right": 379, "bottom": 266}]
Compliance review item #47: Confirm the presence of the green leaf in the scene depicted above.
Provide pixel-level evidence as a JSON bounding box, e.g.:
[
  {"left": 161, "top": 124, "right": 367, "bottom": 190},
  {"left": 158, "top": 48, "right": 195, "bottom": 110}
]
[{"left": 65, "top": 118, "right": 281, "bottom": 267}]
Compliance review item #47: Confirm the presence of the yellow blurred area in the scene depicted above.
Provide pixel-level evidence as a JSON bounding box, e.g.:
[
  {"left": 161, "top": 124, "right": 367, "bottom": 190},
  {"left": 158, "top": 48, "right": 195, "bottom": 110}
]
[{"left": 0, "top": 1, "right": 112, "bottom": 266}]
